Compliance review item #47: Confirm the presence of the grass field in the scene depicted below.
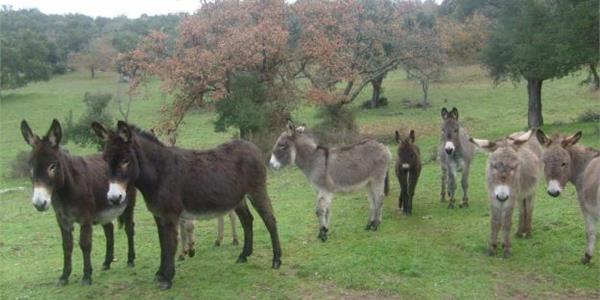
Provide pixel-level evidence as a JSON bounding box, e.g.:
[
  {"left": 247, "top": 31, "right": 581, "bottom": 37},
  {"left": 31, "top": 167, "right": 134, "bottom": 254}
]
[{"left": 1, "top": 66, "right": 599, "bottom": 299}]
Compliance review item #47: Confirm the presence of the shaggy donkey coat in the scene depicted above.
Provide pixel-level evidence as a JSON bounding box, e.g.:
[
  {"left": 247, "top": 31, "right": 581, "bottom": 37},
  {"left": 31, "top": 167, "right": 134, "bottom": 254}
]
[
  {"left": 395, "top": 130, "right": 421, "bottom": 215},
  {"left": 536, "top": 130, "right": 600, "bottom": 264},
  {"left": 471, "top": 130, "right": 542, "bottom": 258},
  {"left": 270, "top": 121, "right": 391, "bottom": 241},
  {"left": 20, "top": 119, "right": 136, "bottom": 286}
]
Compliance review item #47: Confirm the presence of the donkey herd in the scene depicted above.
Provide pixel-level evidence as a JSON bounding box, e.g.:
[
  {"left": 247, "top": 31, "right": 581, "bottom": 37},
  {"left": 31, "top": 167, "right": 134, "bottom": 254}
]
[{"left": 18, "top": 107, "right": 599, "bottom": 290}]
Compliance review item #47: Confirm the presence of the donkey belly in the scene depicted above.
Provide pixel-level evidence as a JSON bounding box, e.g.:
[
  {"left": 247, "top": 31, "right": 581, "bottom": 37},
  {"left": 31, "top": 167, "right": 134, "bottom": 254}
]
[
  {"left": 94, "top": 202, "right": 127, "bottom": 225},
  {"left": 180, "top": 209, "right": 231, "bottom": 221}
]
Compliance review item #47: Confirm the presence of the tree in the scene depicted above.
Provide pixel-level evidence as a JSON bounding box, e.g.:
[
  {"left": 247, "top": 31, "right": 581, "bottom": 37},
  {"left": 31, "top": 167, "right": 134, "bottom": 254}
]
[
  {"left": 122, "top": 0, "right": 297, "bottom": 134},
  {"left": 69, "top": 36, "right": 118, "bottom": 78},
  {"left": 63, "top": 92, "right": 113, "bottom": 150},
  {"left": 437, "top": 12, "right": 490, "bottom": 64},
  {"left": 1, "top": 29, "right": 54, "bottom": 90},
  {"left": 480, "top": 0, "right": 588, "bottom": 128},
  {"left": 293, "top": 0, "right": 412, "bottom": 107}
]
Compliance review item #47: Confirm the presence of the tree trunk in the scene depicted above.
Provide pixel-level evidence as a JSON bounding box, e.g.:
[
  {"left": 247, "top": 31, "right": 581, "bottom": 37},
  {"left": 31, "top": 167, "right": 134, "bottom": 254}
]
[
  {"left": 90, "top": 66, "right": 95, "bottom": 79},
  {"left": 590, "top": 63, "right": 599, "bottom": 91},
  {"left": 421, "top": 79, "right": 429, "bottom": 107},
  {"left": 527, "top": 79, "right": 544, "bottom": 128},
  {"left": 370, "top": 76, "right": 383, "bottom": 108}
]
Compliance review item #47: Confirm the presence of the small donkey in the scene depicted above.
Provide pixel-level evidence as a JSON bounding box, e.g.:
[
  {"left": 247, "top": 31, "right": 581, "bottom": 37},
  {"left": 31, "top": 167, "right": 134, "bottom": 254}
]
[
  {"left": 471, "top": 130, "right": 542, "bottom": 258},
  {"left": 395, "top": 130, "right": 421, "bottom": 215},
  {"left": 270, "top": 121, "right": 391, "bottom": 241},
  {"left": 536, "top": 130, "right": 600, "bottom": 264},
  {"left": 439, "top": 107, "right": 475, "bottom": 208}
]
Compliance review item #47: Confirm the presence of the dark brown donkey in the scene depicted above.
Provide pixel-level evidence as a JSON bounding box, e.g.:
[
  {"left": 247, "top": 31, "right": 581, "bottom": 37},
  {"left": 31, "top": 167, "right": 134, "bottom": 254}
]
[
  {"left": 395, "top": 130, "right": 421, "bottom": 215},
  {"left": 92, "top": 121, "right": 282, "bottom": 290},
  {"left": 20, "top": 119, "right": 136, "bottom": 286}
]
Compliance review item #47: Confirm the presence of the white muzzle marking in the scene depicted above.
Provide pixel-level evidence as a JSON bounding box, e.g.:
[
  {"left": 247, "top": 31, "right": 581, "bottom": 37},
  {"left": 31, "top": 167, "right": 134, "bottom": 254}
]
[
  {"left": 493, "top": 185, "right": 510, "bottom": 201},
  {"left": 269, "top": 154, "right": 282, "bottom": 170},
  {"left": 444, "top": 141, "right": 455, "bottom": 152},
  {"left": 401, "top": 163, "right": 410, "bottom": 170},
  {"left": 547, "top": 180, "right": 562, "bottom": 195},
  {"left": 32, "top": 185, "right": 52, "bottom": 211},
  {"left": 107, "top": 182, "right": 127, "bottom": 204}
]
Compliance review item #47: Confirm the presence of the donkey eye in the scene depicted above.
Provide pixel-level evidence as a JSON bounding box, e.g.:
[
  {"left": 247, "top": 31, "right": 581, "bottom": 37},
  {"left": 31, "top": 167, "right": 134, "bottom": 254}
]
[
  {"left": 454, "top": 129, "right": 459, "bottom": 133},
  {"left": 121, "top": 158, "right": 130, "bottom": 166},
  {"left": 561, "top": 162, "right": 567, "bottom": 167},
  {"left": 48, "top": 163, "right": 57, "bottom": 171},
  {"left": 278, "top": 144, "right": 287, "bottom": 149}
]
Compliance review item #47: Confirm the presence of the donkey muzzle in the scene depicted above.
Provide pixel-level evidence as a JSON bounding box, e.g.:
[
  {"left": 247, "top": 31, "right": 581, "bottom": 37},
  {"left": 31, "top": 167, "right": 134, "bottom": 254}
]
[
  {"left": 33, "top": 201, "right": 49, "bottom": 212},
  {"left": 547, "top": 180, "right": 562, "bottom": 198},
  {"left": 107, "top": 182, "right": 127, "bottom": 205},
  {"left": 493, "top": 185, "right": 510, "bottom": 202}
]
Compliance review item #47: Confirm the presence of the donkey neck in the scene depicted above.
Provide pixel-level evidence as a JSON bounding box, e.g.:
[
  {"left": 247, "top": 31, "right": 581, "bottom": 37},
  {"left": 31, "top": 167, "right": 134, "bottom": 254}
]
[
  {"left": 53, "top": 152, "right": 83, "bottom": 200},
  {"left": 568, "top": 145, "right": 600, "bottom": 188},
  {"left": 292, "top": 136, "right": 322, "bottom": 174},
  {"left": 132, "top": 135, "right": 171, "bottom": 190}
]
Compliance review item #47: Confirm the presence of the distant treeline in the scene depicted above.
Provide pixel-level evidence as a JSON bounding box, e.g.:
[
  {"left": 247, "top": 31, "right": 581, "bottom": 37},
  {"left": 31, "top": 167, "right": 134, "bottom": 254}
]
[{"left": 0, "top": 6, "right": 184, "bottom": 89}]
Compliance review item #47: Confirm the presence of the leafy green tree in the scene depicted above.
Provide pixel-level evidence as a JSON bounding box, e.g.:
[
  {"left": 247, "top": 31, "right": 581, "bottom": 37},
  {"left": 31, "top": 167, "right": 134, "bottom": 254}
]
[
  {"left": 1, "top": 29, "right": 54, "bottom": 89},
  {"left": 480, "top": 0, "right": 590, "bottom": 128},
  {"left": 63, "top": 92, "right": 113, "bottom": 150}
]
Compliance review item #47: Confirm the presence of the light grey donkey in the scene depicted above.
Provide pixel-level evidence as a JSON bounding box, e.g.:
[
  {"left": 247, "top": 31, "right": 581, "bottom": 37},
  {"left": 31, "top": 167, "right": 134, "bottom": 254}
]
[
  {"left": 269, "top": 120, "right": 391, "bottom": 241},
  {"left": 471, "top": 130, "right": 543, "bottom": 258},
  {"left": 536, "top": 130, "right": 600, "bottom": 264},
  {"left": 439, "top": 107, "right": 475, "bottom": 208}
]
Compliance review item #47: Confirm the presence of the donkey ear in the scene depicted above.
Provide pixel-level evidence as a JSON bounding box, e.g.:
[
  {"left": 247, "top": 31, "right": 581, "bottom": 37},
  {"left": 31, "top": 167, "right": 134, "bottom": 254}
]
[
  {"left": 450, "top": 107, "right": 459, "bottom": 120},
  {"left": 116, "top": 121, "right": 132, "bottom": 143},
  {"left": 21, "top": 120, "right": 40, "bottom": 146},
  {"left": 394, "top": 131, "right": 401, "bottom": 144},
  {"left": 287, "top": 119, "right": 296, "bottom": 135},
  {"left": 91, "top": 122, "right": 110, "bottom": 141},
  {"left": 562, "top": 131, "right": 582, "bottom": 147},
  {"left": 408, "top": 130, "right": 416, "bottom": 143},
  {"left": 46, "top": 119, "right": 62, "bottom": 148},
  {"left": 535, "top": 129, "right": 550, "bottom": 146},
  {"left": 441, "top": 107, "right": 449, "bottom": 119},
  {"left": 469, "top": 137, "right": 497, "bottom": 152}
]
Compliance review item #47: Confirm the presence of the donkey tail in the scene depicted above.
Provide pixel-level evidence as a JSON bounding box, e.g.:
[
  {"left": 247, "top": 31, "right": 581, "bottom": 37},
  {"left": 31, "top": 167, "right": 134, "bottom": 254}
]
[{"left": 384, "top": 171, "right": 389, "bottom": 196}]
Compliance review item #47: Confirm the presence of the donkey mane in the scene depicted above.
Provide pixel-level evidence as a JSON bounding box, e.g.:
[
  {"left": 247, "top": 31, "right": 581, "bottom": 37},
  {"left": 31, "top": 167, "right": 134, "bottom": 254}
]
[
  {"left": 129, "top": 124, "right": 165, "bottom": 146},
  {"left": 337, "top": 139, "right": 373, "bottom": 151}
]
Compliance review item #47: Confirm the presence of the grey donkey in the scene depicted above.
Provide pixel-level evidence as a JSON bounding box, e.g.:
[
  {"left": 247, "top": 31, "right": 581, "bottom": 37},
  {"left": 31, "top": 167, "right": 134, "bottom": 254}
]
[
  {"left": 439, "top": 107, "right": 475, "bottom": 208},
  {"left": 269, "top": 121, "right": 391, "bottom": 241},
  {"left": 471, "top": 130, "right": 543, "bottom": 258},
  {"left": 536, "top": 130, "right": 600, "bottom": 264}
]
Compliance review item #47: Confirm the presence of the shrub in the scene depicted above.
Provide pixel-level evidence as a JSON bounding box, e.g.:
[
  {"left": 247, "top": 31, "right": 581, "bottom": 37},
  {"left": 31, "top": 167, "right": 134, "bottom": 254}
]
[
  {"left": 313, "top": 104, "right": 359, "bottom": 145},
  {"left": 63, "top": 92, "right": 113, "bottom": 150},
  {"left": 7, "top": 150, "right": 30, "bottom": 179},
  {"left": 577, "top": 110, "right": 600, "bottom": 123}
]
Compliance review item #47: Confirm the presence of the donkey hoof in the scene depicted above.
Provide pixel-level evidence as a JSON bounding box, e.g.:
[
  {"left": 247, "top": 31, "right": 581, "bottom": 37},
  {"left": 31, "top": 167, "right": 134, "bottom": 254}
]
[
  {"left": 56, "top": 278, "right": 69, "bottom": 287},
  {"left": 581, "top": 253, "right": 592, "bottom": 264},
  {"left": 127, "top": 261, "right": 135, "bottom": 268},
  {"left": 188, "top": 248, "right": 196, "bottom": 258},
  {"left": 487, "top": 249, "right": 496, "bottom": 257},
  {"left": 447, "top": 203, "right": 455, "bottom": 209},
  {"left": 214, "top": 240, "right": 222, "bottom": 247},
  {"left": 178, "top": 255, "right": 186, "bottom": 261},
  {"left": 236, "top": 256, "right": 248, "bottom": 263},
  {"left": 232, "top": 239, "right": 239, "bottom": 246},
  {"left": 272, "top": 258, "right": 282, "bottom": 269},
  {"left": 102, "top": 263, "right": 111, "bottom": 271},
  {"left": 503, "top": 250, "right": 512, "bottom": 259},
  {"left": 459, "top": 202, "right": 469, "bottom": 208},
  {"left": 158, "top": 280, "right": 172, "bottom": 291},
  {"left": 155, "top": 272, "right": 166, "bottom": 282},
  {"left": 318, "top": 227, "right": 329, "bottom": 241},
  {"left": 81, "top": 277, "right": 92, "bottom": 286}
]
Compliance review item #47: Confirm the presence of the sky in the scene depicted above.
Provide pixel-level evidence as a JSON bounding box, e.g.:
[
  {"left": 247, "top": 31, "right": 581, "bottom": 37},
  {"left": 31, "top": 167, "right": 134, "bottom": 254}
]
[{"left": 1, "top": 0, "right": 200, "bottom": 18}]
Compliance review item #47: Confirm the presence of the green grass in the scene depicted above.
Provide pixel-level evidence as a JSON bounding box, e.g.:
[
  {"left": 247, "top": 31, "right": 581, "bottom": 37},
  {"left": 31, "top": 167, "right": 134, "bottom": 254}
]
[{"left": 1, "top": 67, "right": 599, "bottom": 299}]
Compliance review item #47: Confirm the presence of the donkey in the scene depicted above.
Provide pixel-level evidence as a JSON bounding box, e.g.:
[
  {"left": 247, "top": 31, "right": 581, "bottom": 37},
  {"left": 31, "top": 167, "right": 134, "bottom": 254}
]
[
  {"left": 439, "top": 107, "right": 475, "bottom": 208},
  {"left": 536, "top": 130, "right": 600, "bottom": 264},
  {"left": 395, "top": 130, "right": 421, "bottom": 215},
  {"left": 471, "top": 130, "right": 542, "bottom": 258},
  {"left": 92, "top": 121, "right": 281, "bottom": 290},
  {"left": 148, "top": 130, "right": 239, "bottom": 260},
  {"left": 269, "top": 121, "right": 391, "bottom": 241},
  {"left": 20, "top": 119, "right": 136, "bottom": 286}
]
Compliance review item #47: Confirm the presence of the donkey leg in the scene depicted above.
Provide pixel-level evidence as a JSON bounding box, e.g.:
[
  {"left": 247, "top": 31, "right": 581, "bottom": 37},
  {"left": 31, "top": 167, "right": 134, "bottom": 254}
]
[
  {"left": 516, "top": 198, "right": 527, "bottom": 238},
  {"left": 399, "top": 171, "right": 409, "bottom": 214},
  {"left": 57, "top": 222, "right": 74, "bottom": 286},
  {"left": 215, "top": 216, "right": 225, "bottom": 247},
  {"left": 229, "top": 211, "right": 239, "bottom": 245},
  {"left": 459, "top": 164, "right": 470, "bottom": 208},
  {"left": 178, "top": 220, "right": 187, "bottom": 261},
  {"left": 101, "top": 223, "right": 115, "bottom": 270},
  {"left": 371, "top": 180, "right": 386, "bottom": 230},
  {"left": 186, "top": 220, "right": 196, "bottom": 257},
  {"left": 154, "top": 216, "right": 167, "bottom": 282},
  {"left": 407, "top": 168, "right": 420, "bottom": 215},
  {"left": 79, "top": 223, "right": 93, "bottom": 285},
  {"left": 234, "top": 200, "right": 254, "bottom": 262},
  {"left": 524, "top": 196, "right": 534, "bottom": 238},
  {"left": 440, "top": 167, "right": 447, "bottom": 203},
  {"left": 447, "top": 168, "right": 457, "bottom": 209},
  {"left": 316, "top": 191, "right": 333, "bottom": 240},
  {"left": 488, "top": 206, "right": 501, "bottom": 256},
  {"left": 501, "top": 206, "right": 514, "bottom": 258},
  {"left": 158, "top": 220, "right": 178, "bottom": 290},
  {"left": 123, "top": 202, "right": 136, "bottom": 267},
  {"left": 582, "top": 213, "right": 598, "bottom": 264},
  {"left": 248, "top": 187, "right": 282, "bottom": 269}
]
